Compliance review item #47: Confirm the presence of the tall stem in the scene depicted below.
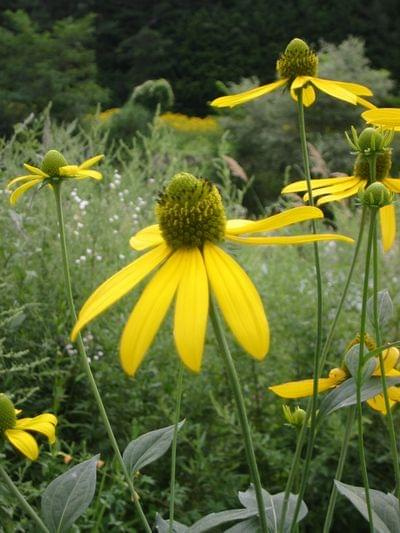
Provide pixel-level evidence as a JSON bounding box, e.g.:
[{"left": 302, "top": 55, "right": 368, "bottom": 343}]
[
  {"left": 209, "top": 299, "right": 268, "bottom": 533},
  {"left": 52, "top": 184, "right": 151, "bottom": 533},
  {"left": 0, "top": 465, "right": 49, "bottom": 532},
  {"left": 356, "top": 209, "right": 376, "bottom": 531},
  {"left": 281, "top": 88, "right": 324, "bottom": 532},
  {"left": 169, "top": 363, "right": 184, "bottom": 532},
  {"left": 373, "top": 226, "right": 400, "bottom": 498},
  {"left": 322, "top": 407, "right": 355, "bottom": 532}
]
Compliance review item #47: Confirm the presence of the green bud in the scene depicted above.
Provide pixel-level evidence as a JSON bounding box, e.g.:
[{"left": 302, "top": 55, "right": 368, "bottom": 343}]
[
  {"left": 285, "top": 38, "right": 309, "bottom": 54},
  {"left": 0, "top": 394, "right": 17, "bottom": 432},
  {"left": 282, "top": 405, "right": 307, "bottom": 427},
  {"left": 346, "top": 126, "right": 394, "bottom": 155},
  {"left": 358, "top": 182, "right": 393, "bottom": 208},
  {"left": 358, "top": 128, "right": 384, "bottom": 152},
  {"left": 41, "top": 150, "right": 68, "bottom": 176}
]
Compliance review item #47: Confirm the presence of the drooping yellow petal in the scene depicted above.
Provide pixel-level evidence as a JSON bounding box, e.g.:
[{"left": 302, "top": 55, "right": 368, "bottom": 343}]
[
  {"left": 5, "top": 429, "right": 39, "bottom": 460},
  {"left": 226, "top": 233, "right": 354, "bottom": 246},
  {"left": 269, "top": 377, "right": 338, "bottom": 399},
  {"left": 7, "top": 175, "right": 38, "bottom": 189},
  {"left": 356, "top": 97, "right": 376, "bottom": 110},
  {"left": 282, "top": 176, "right": 355, "bottom": 194},
  {"left": 210, "top": 79, "right": 287, "bottom": 108},
  {"left": 308, "top": 77, "right": 357, "bottom": 105},
  {"left": 129, "top": 225, "right": 164, "bottom": 250},
  {"left": 203, "top": 242, "right": 269, "bottom": 359},
  {"left": 388, "top": 387, "right": 400, "bottom": 402},
  {"left": 367, "top": 394, "right": 395, "bottom": 415},
  {"left": 71, "top": 243, "right": 171, "bottom": 341},
  {"left": 23, "top": 163, "right": 48, "bottom": 177},
  {"left": 10, "top": 178, "right": 43, "bottom": 205},
  {"left": 316, "top": 182, "right": 364, "bottom": 205},
  {"left": 174, "top": 248, "right": 208, "bottom": 372},
  {"left": 79, "top": 154, "right": 104, "bottom": 169},
  {"left": 362, "top": 108, "right": 400, "bottom": 129},
  {"left": 290, "top": 80, "right": 316, "bottom": 107},
  {"left": 373, "top": 347, "right": 400, "bottom": 376},
  {"left": 59, "top": 166, "right": 102, "bottom": 180},
  {"left": 290, "top": 76, "right": 312, "bottom": 92},
  {"left": 58, "top": 165, "right": 79, "bottom": 175},
  {"left": 74, "top": 169, "right": 102, "bottom": 180},
  {"left": 379, "top": 204, "right": 396, "bottom": 252},
  {"left": 225, "top": 206, "right": 323, "bottom": 236},
  {"left": 15, "top": 414, "right": 57, "bottom": 444},
  {"left": 120, "top": 251, "right": 183, "bottom": 375},
  {"left": 332, "top": 80, "right": 373, "bottom": 96},
  {"left": 382, "top": 178, "right": 400, "bottom": 194},
  {"left": 303, "top": 177, "right": 362, "bottom": 202}
]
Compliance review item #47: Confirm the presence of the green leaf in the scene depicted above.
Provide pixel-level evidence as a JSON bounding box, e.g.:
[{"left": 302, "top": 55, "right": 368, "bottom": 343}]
[
  {"left": 123, "top": 421, "right": 185, "bottom": 475},
  {"left": 344, "top": 345, "right": 376, "bottom": 380},
  {"left": 367, "top": 289, "right": 393, "bottom": 330},
  {"left": 318, "top": 376, "right": 400, "bottom": 419},
  {"left": 188, "top": 509, "right": 257, "bottom": 532},
  {"left": 41, "top": 455, "right": 99, "bottom": 533},
  {"left": 155, "top": 513, "right": 188, "bottom": 532},
  {"left": 225, "top": 517, "right": 260, "bottom": 532},
  {"left": 335, "top": 480, "right": 400, "bottom": 533}
]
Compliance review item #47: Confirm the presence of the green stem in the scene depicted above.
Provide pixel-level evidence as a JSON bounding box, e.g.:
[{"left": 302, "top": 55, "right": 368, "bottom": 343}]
[
  {"left": 209, "top": 299, "right": 268, "bottom": 533},
  {"left": 322, "top": 407, "right": 355, "bottom": 533},
  {"left": 356, "top": 208, "right": 376, "bottom": 532},
  {"left": 0, "top": 465, "right": 49, "bottom": 532},
  {"left": 281, "top": 88, "right": 324, "bottom": 533},
  {"left": 52, "top": 184, "right": 152, "bottom": 533},
  {"left": 169, "top": 363, "right": 184, "bottom": 532},
  {"left": 373, "top": 226, "right": 400, "bottom": 498}
]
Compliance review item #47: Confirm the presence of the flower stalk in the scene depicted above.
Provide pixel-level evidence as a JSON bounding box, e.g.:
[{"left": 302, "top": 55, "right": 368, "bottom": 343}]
[
  {"left": 52, "top": 184, "right": 152, "bottom": 533},
  {"left": 0, "top": 465, "right": 49, "bottom": 532},
  {"left": 209, "top": 298, "right": 268, "bottom": 533}
]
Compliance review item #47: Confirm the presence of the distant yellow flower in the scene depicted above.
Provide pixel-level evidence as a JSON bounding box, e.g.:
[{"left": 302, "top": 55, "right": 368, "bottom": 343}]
[
  {"left": 159, "top": 112, "right": 219, "bottom": 133},
  {"left": 7, "top": 150, "right": 104, "bottom": 205},
  {"left": 71, "top": 172, "right": 353, "bottom": 375},
  {"left": 362, "top": 108, "right": 400, "bottom": 131},
  {"left": 282, "top": 146, "right": 399, "bottom": 251},
  {"left": 211, "top": 38, "right": 374, "bottom": 109},
  {"left": 269, "top": 347, "right": 400, "bottom": 415},
  {"left": 0, "top": 394, "right": 57, "bottom": 460}
]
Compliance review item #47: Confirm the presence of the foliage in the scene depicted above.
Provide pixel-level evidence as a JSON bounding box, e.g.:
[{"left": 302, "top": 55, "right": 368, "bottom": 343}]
[{"left": 0, "top": 10, "right": 108, "bottom": 135}]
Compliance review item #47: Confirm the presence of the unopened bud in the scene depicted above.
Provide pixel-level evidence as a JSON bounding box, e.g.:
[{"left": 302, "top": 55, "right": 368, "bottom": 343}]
[
  {"left": 41, "top": 150, "right": 68, "bottom": 176},
  {"left": 359, "top": 182, "right": 393, "bottom": 208},
  {"left": 282, "top": 405, "right": 307, "bottom": 427}
]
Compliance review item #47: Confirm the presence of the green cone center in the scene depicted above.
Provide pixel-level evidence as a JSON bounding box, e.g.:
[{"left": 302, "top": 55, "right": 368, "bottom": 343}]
[
  {"left": 41, "top": 150, "right": 68, "bottom": 177},
  {"left": 0, "top": 394, "right": 17, "bottom": 432},
  {"left": 156, "top": 172, "right": 226, "bottom": 248},
  {"left": 276, "top": 38, "right": 318, "bottom": 79},
  {"left": 354, "top": 151, "right": 392, "bottom": 182}
]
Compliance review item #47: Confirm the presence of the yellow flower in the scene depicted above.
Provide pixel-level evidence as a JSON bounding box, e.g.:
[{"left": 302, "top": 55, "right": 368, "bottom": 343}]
[
  {"left": 362, "top": 108, "right": 400, "bottom": 131},
  {"left": 7, "top": 150, "right": 104, "bottom": 205},
  {"left": 71, "top": 172, "right": 353, "bottom": 375},
  {"left": 0, "top": 394, "right": 57, "bottom": 460},
  {"left": 282, "top": 149, "right": 399, "bottom": 252},
  {"left": 159, "top": 112, "right": 219, "bottom": 133},
  {"left": 211, "top": 38, "right": 374, "bottom": 109},
  {"left": 269, "top": 347, "right": 400, "bottom": 415}
]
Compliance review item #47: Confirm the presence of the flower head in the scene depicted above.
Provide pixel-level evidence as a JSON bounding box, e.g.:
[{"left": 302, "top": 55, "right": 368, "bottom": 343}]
[
  {"left": 282, "top": 127, "right": 399, "bottom": 251},
  {"left": 269, "top": 347, "right": 400, "bottom": 415},
  {"left": 71, "top": 172, "right": 353, "bottom": 376},
  {"left": 0, "top": 393, "right": 57, "bottom": 460},
  {"left": 211, "top": 38, "right": 374, "bottom": 109},
  {"left": 7, "top": 150, "right": 104, "bottom": 205}
]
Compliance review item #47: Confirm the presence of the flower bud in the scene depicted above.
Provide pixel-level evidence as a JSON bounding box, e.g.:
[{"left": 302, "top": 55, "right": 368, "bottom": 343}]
[
  {"left": 346, "top": 126, "right": 394, "bottom": 155},
  {"left": 282, "top": 405, "right": 307, "bottom": 427},
  {"left": 0, "top": 394, "right": 17, "bottom": 432},
  {"left": 358, "top": 182, "right": 393, "bottom": 208},
  {"left": 285, "top": 38, "right": 309, "bottom": 54},
  {"left": 41, "top": 150, "right": 68, "bottom": 176}
]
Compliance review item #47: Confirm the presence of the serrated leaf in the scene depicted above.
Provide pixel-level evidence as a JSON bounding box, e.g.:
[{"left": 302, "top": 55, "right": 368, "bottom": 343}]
[
  {"left": 335, "top": 480, "right": 400, "bottom": 533},
  {"left": 188, "top": 509, "right": 257, "bottom": 532},
  {"left": 318, "top": 376, "right": 400, "bottom": 419},
  {"left": 155, "top": 513, "right": 188, "bottom": 532},
  {"left": 41, "top": 455, "right": 99, "bottom": 533},
  {"left": 123, "top": 421, "right": 185, "bottom": 475},
  {"left": 367, "top": 289, "right": 393, "bottom": 330}
]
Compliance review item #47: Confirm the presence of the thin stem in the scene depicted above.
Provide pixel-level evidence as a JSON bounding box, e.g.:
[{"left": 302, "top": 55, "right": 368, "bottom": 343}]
[
  {"left": 322, "top": 407, "right": 355, "bottom": 533},
  {"left": 373, "top": 226, "right": 400, "bottom": 498},
  {"left": 282, "top": 88, "right": 324, "bottom": 533},
  {"left": 52, "top": 184, "right": 152, "bottom": 533},
  {"left": 356, "top": 208, "right": 376, "bottom": 531},
  {"left": 169, "top": 363, "right": 184, "bottom": 532},
  {"left": 209, "top": 298, "right": 268, "bottom": 533},
  {"left": 280, "top": 207, "right": 366, "bottom": 527},
  {"left": 0, "top": 465, "right": 49, "bottom": 532}
]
